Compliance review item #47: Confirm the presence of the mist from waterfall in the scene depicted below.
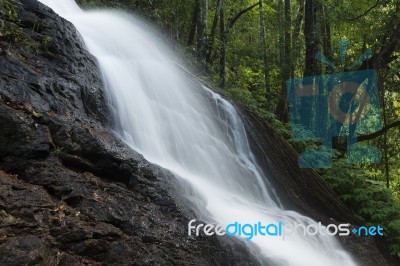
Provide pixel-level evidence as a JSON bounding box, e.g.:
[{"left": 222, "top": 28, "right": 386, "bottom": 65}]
[{"left": 38, "top": 1, "right": 358, "bottom": 265}]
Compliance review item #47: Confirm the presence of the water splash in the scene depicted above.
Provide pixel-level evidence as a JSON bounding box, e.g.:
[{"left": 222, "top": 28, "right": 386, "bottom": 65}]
[{"left": 38, "top": 1, "right": 358, "bottom": 265}]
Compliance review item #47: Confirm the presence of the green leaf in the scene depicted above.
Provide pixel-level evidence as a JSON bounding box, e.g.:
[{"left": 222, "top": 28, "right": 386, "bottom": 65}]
[{"left": 32, "top": 111, "right": 43, "bottom": 118}]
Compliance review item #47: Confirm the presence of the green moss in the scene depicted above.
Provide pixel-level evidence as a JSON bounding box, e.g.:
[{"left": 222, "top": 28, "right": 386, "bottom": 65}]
[
  {"left": 32, "top": 111, "right": 43, "bottom": 118},
  {"left": 0, "top": 0, "right": 24, "bottom": 41},
  {"left": 0, "top": 0, "right": 18, "bottom": 21},
  {"left": 3, "top": 188, "right": 13, "bottom": 197},
  {"left": 55, "top": 147, "right": 63, "bottom": 157},
  {"left": 0, "top": 1, "right": 49, "bottom": 53},
  {"left": 41, "top": 36, "right": 52, "bottom": 50}
]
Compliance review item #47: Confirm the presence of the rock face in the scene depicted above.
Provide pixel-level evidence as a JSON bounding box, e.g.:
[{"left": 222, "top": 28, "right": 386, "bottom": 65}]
[{"left": 0, "top": 1, "right": 258, "bottom": 265}]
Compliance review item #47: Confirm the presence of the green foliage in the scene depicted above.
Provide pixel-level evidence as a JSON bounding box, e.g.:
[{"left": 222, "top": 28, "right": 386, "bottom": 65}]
[
  {"left": 55, "top": 147, "right": 63, "bottom": 157},
  {"left": 0, "top": 0, "right": 24, "bottom": 42},
  {"left": 0, "top": 0, "right": 43, "bottom": 52},
  {"left": 323, "top": 160, "right": 400, "bottom": 255},
  {"left": 41, "top": 36, "right": 53, "bottom": 50},
  {"left": 221, "top": 86, "right": 292, "bottom": 138},
  {"left": 0, "top": 0, "right": 18, "bottom": 21},
  {"left": 387, "top": 219, "right": 400, "bottom": 256},
  {"left": 3, "top": 188, "right": 13, "bottom": 197},
  {"left": 287, "top": 125, "right": 321, "bottom": 152},
  {"left": 32, "top": 110, "right": 43, "bottom": 118},
  {"left": 224, "top": 87, "right": 261, "bottom": 111}
]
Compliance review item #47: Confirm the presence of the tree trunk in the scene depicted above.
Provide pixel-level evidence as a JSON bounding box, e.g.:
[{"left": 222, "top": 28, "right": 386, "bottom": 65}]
[
  {"left": 381, "top": 73, "right": 390, "bottom": 188},
  {"left": 304, "top": 0, "right": 319, "bottom": 76},
  {"left": 284, "top": 0, "right": 292, "bottom": 80},
  {"left": 219, "top": 0, "right": 226, "bottom": 88},
  {"left": 197, "top": 0, "right": 208, "bottom": 60},
  {"left": 275, "top": 0, "right": 292, "bottom": 121},
  {"left": 188, "top": 0, "right": 200, "bottom": 46},
  {"left": 278, "top": 0, "right": 285, "bottom": 69},
  {"left": 259, "top": 1, "right": 271, "bottom": 108},
  {"left": 321, "top": 4, "right": 332, "bottom": 68},
  {"left": 302, "top": 0, "right": 319, "bottom": 128},
  {"left": 292, "top": 0, "right": 304, "bottom": 45},
  {"left": 206, "top": 0, "right": 223, "bottom": 64},
  {"left": 219, "top": 1, "right": 260, "bottom": 89},
  {"left": 290, "top": 0, "right": 305, "bottom": 71}
]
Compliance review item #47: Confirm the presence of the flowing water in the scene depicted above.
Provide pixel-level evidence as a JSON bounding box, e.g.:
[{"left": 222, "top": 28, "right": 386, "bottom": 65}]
[{"left": 38, "top": 1, "right": 358, "bottom": 265}]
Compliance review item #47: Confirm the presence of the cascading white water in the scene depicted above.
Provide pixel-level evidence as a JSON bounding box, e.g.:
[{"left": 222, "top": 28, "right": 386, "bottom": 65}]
[{"left": 38, "top": 1, "right": 358, "bottom": 265}]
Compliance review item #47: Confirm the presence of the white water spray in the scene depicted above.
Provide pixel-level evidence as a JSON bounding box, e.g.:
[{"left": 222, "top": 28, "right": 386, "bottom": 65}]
[{"left": 38, "top": 1, "right": 358, "bottom": 265}]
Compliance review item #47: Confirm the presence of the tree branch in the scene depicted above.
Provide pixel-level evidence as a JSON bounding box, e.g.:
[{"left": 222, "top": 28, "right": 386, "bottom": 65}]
[
  {"left": 346, "top": 0, "right": 380, "bottom": 21},
  {"left": 358, "top": 120, "right": 400, "bottom": 141},
  {"left": 360, "top": 19, "right": 400, "bottom": 69},
  {"left": 226, "top": 2, "right": 260, "bottom": 32}
]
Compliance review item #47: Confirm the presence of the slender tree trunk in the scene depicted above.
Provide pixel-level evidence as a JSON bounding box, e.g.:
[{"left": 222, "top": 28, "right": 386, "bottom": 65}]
[
  {"left": 282, "top": 0, "right": 292, "bottom": 120},
  {"left": 219, "top": 0, "right": 226, "bottom": 88},
  {"left": 278, "top": 0, "right": 285, "bottom": 70},
  {"left": 174, "top": 0, "right": 180, "bottom": 45},
  {"left": 188, "top": 0, "right": 200, "bottom": 46},
  {"left": 206, "top": 0, "right": 223, "bottom": 64},
  {"left": 292, "top": 0, "right": 304, "bottom": 45},
  {"left": 302, "top": 0, "right": 319, "bottom": 128},
  {"left": 383, "top": 104, "right": 390, "bottom": 189},
  {"left": 304, "top": 0, "right": 319, "bottom": 76},
  {"left": 259, "top": 1, "right": 271, "bottom": 107},
  {"left": 381, "top": 74, "right": 390, "bottom": 188},
  {"left": 275, "top": 0, "right": 292, "bottom": 121},
  {"left": 197, "top": 0, "right": 208, "bottom": 60},
  {"left": 284, "top": 0, "right": 292, "bottom": 80},
  {"left": 362, "top": 34, "right": 367, "bottom": 53},
  {"left": 219, "top": 1, "right": 260, "bottom": 88},
  {"left": 321, "top": 5, "right": 332, "bottom": 61}
]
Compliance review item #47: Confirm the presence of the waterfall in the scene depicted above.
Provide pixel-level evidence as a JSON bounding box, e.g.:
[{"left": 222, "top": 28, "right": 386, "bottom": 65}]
[{"left": 38, "top": 1, "right": 358, "bottom": 265}]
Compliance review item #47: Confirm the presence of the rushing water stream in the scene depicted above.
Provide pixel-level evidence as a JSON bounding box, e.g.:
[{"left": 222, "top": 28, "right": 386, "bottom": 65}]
[{"left": 38, "top": 1, "right": 358, "bottom": 265}]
